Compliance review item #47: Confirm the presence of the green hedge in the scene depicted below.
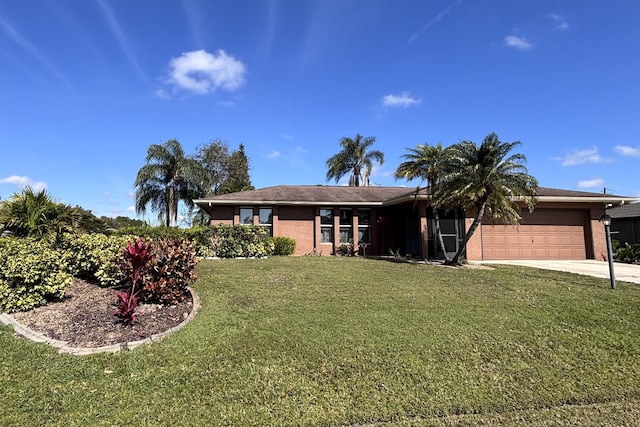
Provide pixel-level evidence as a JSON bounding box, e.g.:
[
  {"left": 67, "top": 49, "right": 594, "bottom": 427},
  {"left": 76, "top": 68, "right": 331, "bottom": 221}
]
[
  {"left": 58, "top": 233, "right": 133, "bottom": 287},
  {"left": 0, "top": 238, "right": 73, "bottom": 313},
  {"left": 207, "top": 224, "right": 274, "bottom": 258},
  {"left": 0, "top": 224, "right": 277, "bottom": 312},
  {"left": 116, "top": 225, "right": 274, "bottom": 258}
]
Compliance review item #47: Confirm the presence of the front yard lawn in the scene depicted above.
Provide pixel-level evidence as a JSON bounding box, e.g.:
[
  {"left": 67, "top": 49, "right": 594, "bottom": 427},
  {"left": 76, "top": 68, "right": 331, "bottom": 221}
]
[{"left": 2, "top": 257, "right": 640, "bottom": 426}]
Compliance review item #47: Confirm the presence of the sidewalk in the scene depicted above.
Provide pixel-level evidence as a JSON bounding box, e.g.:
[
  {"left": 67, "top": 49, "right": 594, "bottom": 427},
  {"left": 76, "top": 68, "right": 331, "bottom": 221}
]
[{"left": 474, "top": 259, "right": 640, "bottom": 284}]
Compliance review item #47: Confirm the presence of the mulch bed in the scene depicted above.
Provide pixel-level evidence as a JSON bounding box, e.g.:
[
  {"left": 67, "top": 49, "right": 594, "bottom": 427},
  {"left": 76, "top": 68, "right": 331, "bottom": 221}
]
[{"left": 10, "top": 279, "right": 193, "bottom": 348}]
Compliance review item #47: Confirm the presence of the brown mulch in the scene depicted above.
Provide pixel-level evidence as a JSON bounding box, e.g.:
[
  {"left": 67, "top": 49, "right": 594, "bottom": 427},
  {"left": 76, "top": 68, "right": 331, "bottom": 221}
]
[{"left": 10, "top": 279, "right": 194, "bottom": 348}]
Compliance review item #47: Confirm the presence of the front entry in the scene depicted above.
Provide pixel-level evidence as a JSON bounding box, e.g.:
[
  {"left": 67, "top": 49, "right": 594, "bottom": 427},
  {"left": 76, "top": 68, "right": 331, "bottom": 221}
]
[{"left": 428, "top": 208, "right": 464, "bottom": 260}]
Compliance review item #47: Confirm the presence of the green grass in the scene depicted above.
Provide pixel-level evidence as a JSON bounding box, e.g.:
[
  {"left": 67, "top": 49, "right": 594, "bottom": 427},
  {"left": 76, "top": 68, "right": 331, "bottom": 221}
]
[{"left": 2, "top": 257, "right": 640, "bottom": 426}]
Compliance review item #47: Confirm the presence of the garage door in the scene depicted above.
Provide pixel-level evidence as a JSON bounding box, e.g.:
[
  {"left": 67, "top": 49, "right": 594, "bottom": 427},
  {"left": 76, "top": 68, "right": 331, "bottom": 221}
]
[{"left": 481, "top": 209, "right": 588, "bottom": 260}]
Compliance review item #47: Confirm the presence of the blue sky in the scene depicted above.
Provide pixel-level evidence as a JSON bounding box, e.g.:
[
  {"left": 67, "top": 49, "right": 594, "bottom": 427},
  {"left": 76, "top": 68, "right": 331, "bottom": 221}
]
[{"left": 1, "top": 0, "right": 639, "bottom": 220}]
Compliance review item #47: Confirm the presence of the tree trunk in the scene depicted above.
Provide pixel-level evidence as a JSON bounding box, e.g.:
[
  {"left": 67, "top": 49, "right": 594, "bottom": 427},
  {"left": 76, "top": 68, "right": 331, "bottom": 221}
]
[
  {"left": 433, "top": 207, "right": 450, "bottom": 262},
  {"left": 449, "top": 202, "right": 486, "bottom": 265}
]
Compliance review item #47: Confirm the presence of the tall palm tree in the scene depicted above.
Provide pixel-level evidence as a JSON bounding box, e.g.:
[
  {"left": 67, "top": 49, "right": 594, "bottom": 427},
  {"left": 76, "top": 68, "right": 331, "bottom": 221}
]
[
  {"left": 442, "top": 133, "right": 538, "bottom": 265},
  {"left": 326, "top": 134, "right": 384, "bottom": 186},
  {"left": 394, "top": 143, "right": 452, "bottom": 261},
  {"left": 134, "top": 139, "right": 208, "bottom": 227}
]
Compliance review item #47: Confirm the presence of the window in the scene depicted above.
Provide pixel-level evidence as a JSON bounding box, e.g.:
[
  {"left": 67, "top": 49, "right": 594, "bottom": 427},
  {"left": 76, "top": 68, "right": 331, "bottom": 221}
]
[
  {"left": 320, "top": 208, "right": 333, "bottom": 243},
  {"left": 357, "top": 209, "right": 371, "bottom": 244},
  {"left": 259, "top": 208, "right": 273, "bottom": 236},
  {"left": 239, "top": 208, "right": 253, "bottom": 225},
  {"left": 339, "top": 209, "right": 353, "bottom": 243}
]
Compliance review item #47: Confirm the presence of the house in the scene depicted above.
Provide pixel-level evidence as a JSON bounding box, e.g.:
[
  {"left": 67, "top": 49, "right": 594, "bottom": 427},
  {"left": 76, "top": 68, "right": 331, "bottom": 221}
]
[
  {"left": 609, "top": 202, "right": 640, "bottom": 246},
  {"left": 193, "top": 185, "right": 638, "bottom": 261}
]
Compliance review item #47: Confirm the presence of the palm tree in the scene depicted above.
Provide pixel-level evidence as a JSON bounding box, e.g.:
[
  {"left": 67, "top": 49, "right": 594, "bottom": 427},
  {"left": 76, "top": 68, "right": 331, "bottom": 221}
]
[
  {"left": 326, "top": 134, "right": 384, "bottom": 186},
  {"left": 134, "top": 139, "right": 208, "bottom": 227},
  {"left": 0, "top": 187, "right": 83, "bottom": 241},
  {"left": 394, "top": 143, "right": 452, "bottom": 261},
  {"left": 442, "top": 133, "right": 538, "bottom": 265}
]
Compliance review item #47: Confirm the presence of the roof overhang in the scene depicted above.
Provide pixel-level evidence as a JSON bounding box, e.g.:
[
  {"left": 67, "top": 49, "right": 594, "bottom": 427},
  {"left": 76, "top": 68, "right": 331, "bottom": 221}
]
[
  {"left": 193, "top": 199, "right": 385, "bottom": 207},
  {"left": 532, "top": 196, "right": 638, "bottom": 204},
  {"left": 194, "top": 195, "right": 639, "bottom": 209}
]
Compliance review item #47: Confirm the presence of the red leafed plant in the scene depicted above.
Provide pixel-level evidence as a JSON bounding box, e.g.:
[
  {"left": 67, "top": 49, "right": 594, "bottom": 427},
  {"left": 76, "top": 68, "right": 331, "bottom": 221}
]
[
  {"left": 114, "top": 290, "right": 140, "bottom": 324},
  {"left": 115, "top": 238, "right": 151, "bottom": 325}
]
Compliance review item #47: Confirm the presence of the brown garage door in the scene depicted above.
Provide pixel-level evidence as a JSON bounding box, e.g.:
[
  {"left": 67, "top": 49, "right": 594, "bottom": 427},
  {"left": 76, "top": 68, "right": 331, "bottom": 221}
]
[{"left": 481, "top": 209, "right": 588, "bottom": 260}]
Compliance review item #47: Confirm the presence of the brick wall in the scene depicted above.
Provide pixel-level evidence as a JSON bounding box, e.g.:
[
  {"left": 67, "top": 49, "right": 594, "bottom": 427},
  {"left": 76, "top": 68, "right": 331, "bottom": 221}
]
[{"left": 277, "top": 205, "right": 315, "bottom": 255}]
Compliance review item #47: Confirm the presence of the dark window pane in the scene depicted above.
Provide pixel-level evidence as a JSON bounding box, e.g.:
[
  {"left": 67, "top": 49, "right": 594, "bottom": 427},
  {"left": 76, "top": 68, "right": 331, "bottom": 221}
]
[
  {"left": 240, "top": 208, "right": 253, "bottom": 225},
  {"left": 259, "top": 208, "right": 272, "bottom": 224},
  {"left": 340, "top": 210, "right": 352, "bottom": 225},
  {"left": 358, "top": 210, "right": 371, "bottom": 225},
  {"left": 320, "top": 209, "right": 333, "bottom": 225}
]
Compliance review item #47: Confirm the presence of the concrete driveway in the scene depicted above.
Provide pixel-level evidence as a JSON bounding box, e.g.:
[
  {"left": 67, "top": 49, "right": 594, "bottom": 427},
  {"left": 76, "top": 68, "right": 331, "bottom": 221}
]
[{"left": 474, "top": 260, "right": 640, "bottom": 284}]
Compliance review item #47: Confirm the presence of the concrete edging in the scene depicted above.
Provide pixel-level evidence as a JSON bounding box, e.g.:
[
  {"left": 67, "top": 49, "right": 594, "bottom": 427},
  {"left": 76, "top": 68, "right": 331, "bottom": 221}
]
[{"left": 0, "top": 287, "right": 201, "bottom": 356}]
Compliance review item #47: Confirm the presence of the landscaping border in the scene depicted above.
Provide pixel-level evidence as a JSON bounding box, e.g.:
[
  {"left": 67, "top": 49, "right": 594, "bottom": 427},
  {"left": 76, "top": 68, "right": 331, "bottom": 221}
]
[{"left": 0, "top": 287, "right": 200, "bottom": 355}]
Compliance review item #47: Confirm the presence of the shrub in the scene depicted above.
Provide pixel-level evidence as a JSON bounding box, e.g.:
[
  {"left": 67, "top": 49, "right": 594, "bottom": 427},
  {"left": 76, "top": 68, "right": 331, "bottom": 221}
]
[
  {"left": 115, "top": 238, "right": 152, "bottom": 325},
  {"left": 208, "top": 224, "right": 274, "bottom": 258},
  {"left": 615, "top": 242, "right": 640, "bottom": 264},
  {"left": 0, "top": 238, "right": 73, "bottom": 313},
  {"left": 120, "top": 239, "right": 199, "bottom": 305},
  {"left": 272, "top": 236, "right": 296, "bottom": 256},
  {"left": 114, "top": 224, "right": 275, "bottom": 258},
  {"left": 336, "top": 240, "right": 356, "bottom": 256},
  {"left": 57, "top": 233, "right": 132, "bottom": 287}
]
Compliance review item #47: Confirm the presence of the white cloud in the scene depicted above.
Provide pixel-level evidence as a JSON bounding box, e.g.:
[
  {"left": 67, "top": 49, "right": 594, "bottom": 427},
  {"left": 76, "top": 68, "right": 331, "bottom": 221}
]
[
  {"left": 0, "top": 175, "right": 47, "bottom": 191},
  {"left": 154, "top": 89, "right": 171, "bottom": 99},
  {"left": 614, "top": 145, "right": 640, "bottom": 157},
  {"left": 292, "top": 146, "right": 307, "bottom": 155},
  {"left": 548, "top": 13, "right": 569, "bottom": 31},
  {"left": 553, "top": 147, "right": 609, "bottom": 166},
  {"left": 504, "top": 35, "right": 534, "bottom": 51},
  {"left": 267, "top": 150, "right": 281, "bottom": 158},
  {"left": 381, "top": 91, "right": 421, "bottom": 109},
  {"left": 578, "top": 178, "right": 604, "bottom": 189},
  {"left": 163, "top": 49, "right": 246, "bottom": 96},
  {"left": 126, "top": 206, "right": 135, "bottom": 212}
]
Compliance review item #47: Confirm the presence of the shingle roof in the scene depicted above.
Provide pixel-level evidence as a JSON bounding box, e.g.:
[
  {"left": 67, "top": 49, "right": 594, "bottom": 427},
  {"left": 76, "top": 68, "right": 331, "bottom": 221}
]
[
  {"left": 194, "top": 185, "right": 636, "bottom": 207},
  {"left": 195, "top": 185, "right": 418, "bottom": 205},
  {"left": 608, "top": 202, "right": 640, "bottom": 219}
]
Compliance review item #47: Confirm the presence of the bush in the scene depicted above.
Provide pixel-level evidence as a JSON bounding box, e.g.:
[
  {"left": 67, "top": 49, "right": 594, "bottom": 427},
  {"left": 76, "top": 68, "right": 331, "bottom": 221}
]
[
  {"left": 114, "top": 224, "right": 275, "bottom": 258},
  {"left": 272, "top": 236, "right": 296, "bottom": 256},
  {"left": 135, "top": 239, "right": 199, "bottom": 305},
  {"left": 208, "top": 224, "right": 274, "bottom": 258},
  {"left": 614, "top": 242, "right": 640, "bottom": 264},
  {"left": 57, "top": 233, "right": 133, "bottom": 287},
  {"left": 0, "top": 238, "right": 73, "bottom": 313},
  {"left": 336, "top": 240, "right": 356, "bottom": 256}
]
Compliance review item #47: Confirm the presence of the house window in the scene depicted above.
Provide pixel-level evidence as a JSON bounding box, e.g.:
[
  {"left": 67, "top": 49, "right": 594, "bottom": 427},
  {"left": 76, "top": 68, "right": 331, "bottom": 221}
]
[
  {"left": 339, "top": 209, "right": 353, "bottom": 243},
  {"left": 259, "top": 208, "right": 272, "bottom": 236},
  {"left": 239, "top": 208, "right": 253, "bottom": 225},
  {"left": 357, "top": 209, "right": 371, "bottom": 244},
  {"left": 320, "top": 208, "right": 333, "bottom": 243}
]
